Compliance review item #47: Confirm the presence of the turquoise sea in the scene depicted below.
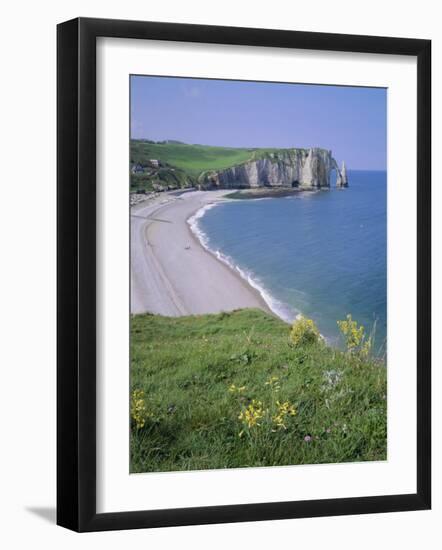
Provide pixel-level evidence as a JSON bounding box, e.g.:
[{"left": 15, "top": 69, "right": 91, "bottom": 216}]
[{"left": 194, "top": 170, "right": 387, "bottom": 352}]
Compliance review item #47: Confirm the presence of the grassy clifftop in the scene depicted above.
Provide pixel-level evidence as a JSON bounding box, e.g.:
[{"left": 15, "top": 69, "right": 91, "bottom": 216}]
[
  {"left": 131, "top": 140, "right": 258, "bottom": 176},
  {"left": 130, "top": 309, "right": 386, "bottom": 473},
  {"left": 130, "top": 140, "right": 292, "bottom": 192}
]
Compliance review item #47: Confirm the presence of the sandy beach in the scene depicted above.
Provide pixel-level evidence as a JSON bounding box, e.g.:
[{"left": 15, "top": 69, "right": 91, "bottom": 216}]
[{"left": 131, "top": 190, "right": 270, "bottom": 316}]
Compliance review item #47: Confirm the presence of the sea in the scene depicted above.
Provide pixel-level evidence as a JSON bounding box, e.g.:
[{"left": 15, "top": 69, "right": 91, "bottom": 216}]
[{"left": 190, "top": 170, "right": 387, "bottom": 353}]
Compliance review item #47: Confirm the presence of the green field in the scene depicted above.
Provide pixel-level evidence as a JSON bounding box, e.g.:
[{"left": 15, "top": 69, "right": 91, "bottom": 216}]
[
  {"left": 129, "top": 140, "right": 302, "bottom": 192},
  {"left": 130, "top": 140, "right": 286, "bottom": 176},
  {"left": 131, "top": 140, "right": 256, "bottom": 176},
  {"left": 130, "top": 309, "right": 386, "bottom": 473}
]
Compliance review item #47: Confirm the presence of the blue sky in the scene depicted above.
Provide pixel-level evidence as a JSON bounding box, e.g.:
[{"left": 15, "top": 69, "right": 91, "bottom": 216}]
[{"left": 131, "top": 76, "right": 386, "bottom": 170}]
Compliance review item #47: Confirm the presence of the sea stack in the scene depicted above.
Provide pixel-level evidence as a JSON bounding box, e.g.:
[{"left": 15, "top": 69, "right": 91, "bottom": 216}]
[
  {"left": 336, "top": 161, "right": 349, "bottom": 188},
  {"left": 341, "top": 161, "right": 348, "bottom": 187}
]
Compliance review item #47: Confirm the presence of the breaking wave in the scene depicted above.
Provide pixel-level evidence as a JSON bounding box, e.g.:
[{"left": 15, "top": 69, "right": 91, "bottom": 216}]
[{"left": 187, "top": 203, "right": 297, "bottom": 323}]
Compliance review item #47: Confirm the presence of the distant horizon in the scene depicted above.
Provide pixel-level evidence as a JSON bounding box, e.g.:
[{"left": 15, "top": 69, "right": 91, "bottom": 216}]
[{"left": 131, "top": 76, "right": 387, "bottom": 171}]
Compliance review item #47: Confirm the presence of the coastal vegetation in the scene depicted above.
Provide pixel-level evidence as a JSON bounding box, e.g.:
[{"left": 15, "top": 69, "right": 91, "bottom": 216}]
[
  {"left": 131, "top": 139, "right": 259, "bottom": 176},
  {"left": 130, "top": 308, "right": 386, "bottom": 473},
  {"left": 129, "top": 140, "right": 342, "bottom": 193}
]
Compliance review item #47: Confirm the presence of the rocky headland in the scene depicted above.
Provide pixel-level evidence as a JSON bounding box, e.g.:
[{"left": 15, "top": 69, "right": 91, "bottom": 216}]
[
  {"left": 130, "top": 140, "right": 348, "bottom": 197},
  {"left": 200, "top": 148, "right": 348, "bottom": 190}
]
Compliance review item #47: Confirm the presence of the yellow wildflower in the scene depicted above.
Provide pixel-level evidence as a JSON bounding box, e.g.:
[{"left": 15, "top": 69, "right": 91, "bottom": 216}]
[
  {"left": 337, "top": 314, "right": 370, "bottom": 355},
  {"left": 130, "top": 389, "right": 150, "bottom": 429},
  {"left": 238, "top": 399, "right": 264, "bottom": 429},
  {"left": 272, "top": 400, "right": 297, "bottom": 430},
  {"left": 361, "top": 337, "right": 372, "bottom": 357},
  {"left": 265, "top": 375, "right": 281, "bottom": 392},
  {"left": 290, "top": 316, "right": 320, "bottom": 346},
  {"left": 229, "top": 384, "right": 246, "bottom": 394}
]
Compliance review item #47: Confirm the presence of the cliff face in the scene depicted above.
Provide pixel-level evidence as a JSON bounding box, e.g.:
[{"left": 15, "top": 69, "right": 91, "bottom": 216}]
[
  {"left": 201, "top": 148, "right": 347, "bottom": 190},
  {"left": 336, "top": 161, "right": 348, "bottom": 188}
]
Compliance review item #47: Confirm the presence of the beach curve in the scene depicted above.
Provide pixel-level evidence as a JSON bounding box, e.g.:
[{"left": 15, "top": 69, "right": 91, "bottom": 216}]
[{"left": 130, "top": 190, "right": 271, "bottom": 316}]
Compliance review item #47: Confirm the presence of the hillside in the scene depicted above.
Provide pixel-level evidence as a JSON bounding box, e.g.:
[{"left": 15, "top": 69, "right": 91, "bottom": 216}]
[
  {"left": 131, "top": 140, "right": 264, "bottom": 175},
  {"left": 130, "top": 309, "right": 386, "bottom": 473},
  {"left": 129, "top": 140, "right": 338, "bottom": 193}
]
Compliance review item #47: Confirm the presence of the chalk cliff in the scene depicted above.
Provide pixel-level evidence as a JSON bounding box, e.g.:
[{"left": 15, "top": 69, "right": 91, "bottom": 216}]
[
  {"left": 336, "top": 161, "right": 349, "bottom": 188},
  {"left": 200, "top": 148, "right": 348, "bottom": 190}
]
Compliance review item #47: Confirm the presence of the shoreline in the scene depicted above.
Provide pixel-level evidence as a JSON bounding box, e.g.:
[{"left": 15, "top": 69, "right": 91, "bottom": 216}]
[
  {"left": 185, "top": 200, "right": 275, "bottom": 317},
  {"left": 186, "top": 201, "right": 297, "bottom": 323},
  {"left": 130, "top": 190, "right": 275, "bottom": 318}
]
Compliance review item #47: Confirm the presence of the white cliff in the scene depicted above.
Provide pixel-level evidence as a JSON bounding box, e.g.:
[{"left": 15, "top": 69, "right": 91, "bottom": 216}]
[
  {"left": 336, "top": 161, "right": 348, "bottom": 188},
  {"left": 201, "top": 148, "right": 348, "bottom": 189}
]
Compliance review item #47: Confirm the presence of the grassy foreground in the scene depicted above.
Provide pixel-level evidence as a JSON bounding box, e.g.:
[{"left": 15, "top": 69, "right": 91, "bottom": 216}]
[{"left": 130, "top": 309, "right": 386, "bottom": 473}]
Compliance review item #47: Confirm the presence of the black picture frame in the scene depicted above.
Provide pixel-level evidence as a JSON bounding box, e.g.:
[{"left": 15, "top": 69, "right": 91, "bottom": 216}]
[{"left": 57, "top": 17, "right": 431, "bottom": 532}]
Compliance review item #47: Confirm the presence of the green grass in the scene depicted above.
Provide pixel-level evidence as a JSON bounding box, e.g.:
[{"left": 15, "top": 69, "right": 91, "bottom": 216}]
[
  {"left": 130, "top": 308, "right": 387, "bottom": 473},
  {"left": 129, "top": 140, "right": 314, "bottom": 192},
  {"left": 131, "top": 140, "right": 255, "bottom": 176},
  {"left": 130, "top": 140, "right": 295, "bottom": 178},
  {"left": 130, "top": 167, "right": 195, "bottom": 193}
]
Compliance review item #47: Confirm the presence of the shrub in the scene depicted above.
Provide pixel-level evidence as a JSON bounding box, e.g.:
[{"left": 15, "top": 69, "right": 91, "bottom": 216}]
[
  {"left": 290, "top": 316, "right": 320, "bottom": 347},
  {"left": 337, "top": 314, "right": 371, "bottom": 356},
  {"left": 130, "top": 389, "right": 148, "bottom": 429}
]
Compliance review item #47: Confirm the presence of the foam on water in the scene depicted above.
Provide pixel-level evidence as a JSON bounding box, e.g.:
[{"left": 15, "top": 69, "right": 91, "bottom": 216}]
[
  {"left": 187, "top": 171, "right": 387, "bottom": 348},
  {"left": 187, "top": 203, "right": 218, "bottom": 249},
  {"left": 188, "top": 203, "right": 298, "bottom": 323}
]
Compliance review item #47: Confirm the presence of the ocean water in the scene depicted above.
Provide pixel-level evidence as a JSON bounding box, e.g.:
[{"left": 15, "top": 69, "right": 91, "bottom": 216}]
[{"left": 194, "top": 170, "right": 387, "bottom": 352}]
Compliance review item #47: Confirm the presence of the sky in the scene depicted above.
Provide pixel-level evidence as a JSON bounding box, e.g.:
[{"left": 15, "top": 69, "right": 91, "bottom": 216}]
[{"left": 131, "top": 76, "right": 387, "bottom": 170}]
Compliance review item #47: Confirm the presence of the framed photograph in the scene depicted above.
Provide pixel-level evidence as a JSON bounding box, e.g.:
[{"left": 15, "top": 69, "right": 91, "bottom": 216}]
[{"left": 57, "top": 17, "right": 431, "bottom": 532}]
